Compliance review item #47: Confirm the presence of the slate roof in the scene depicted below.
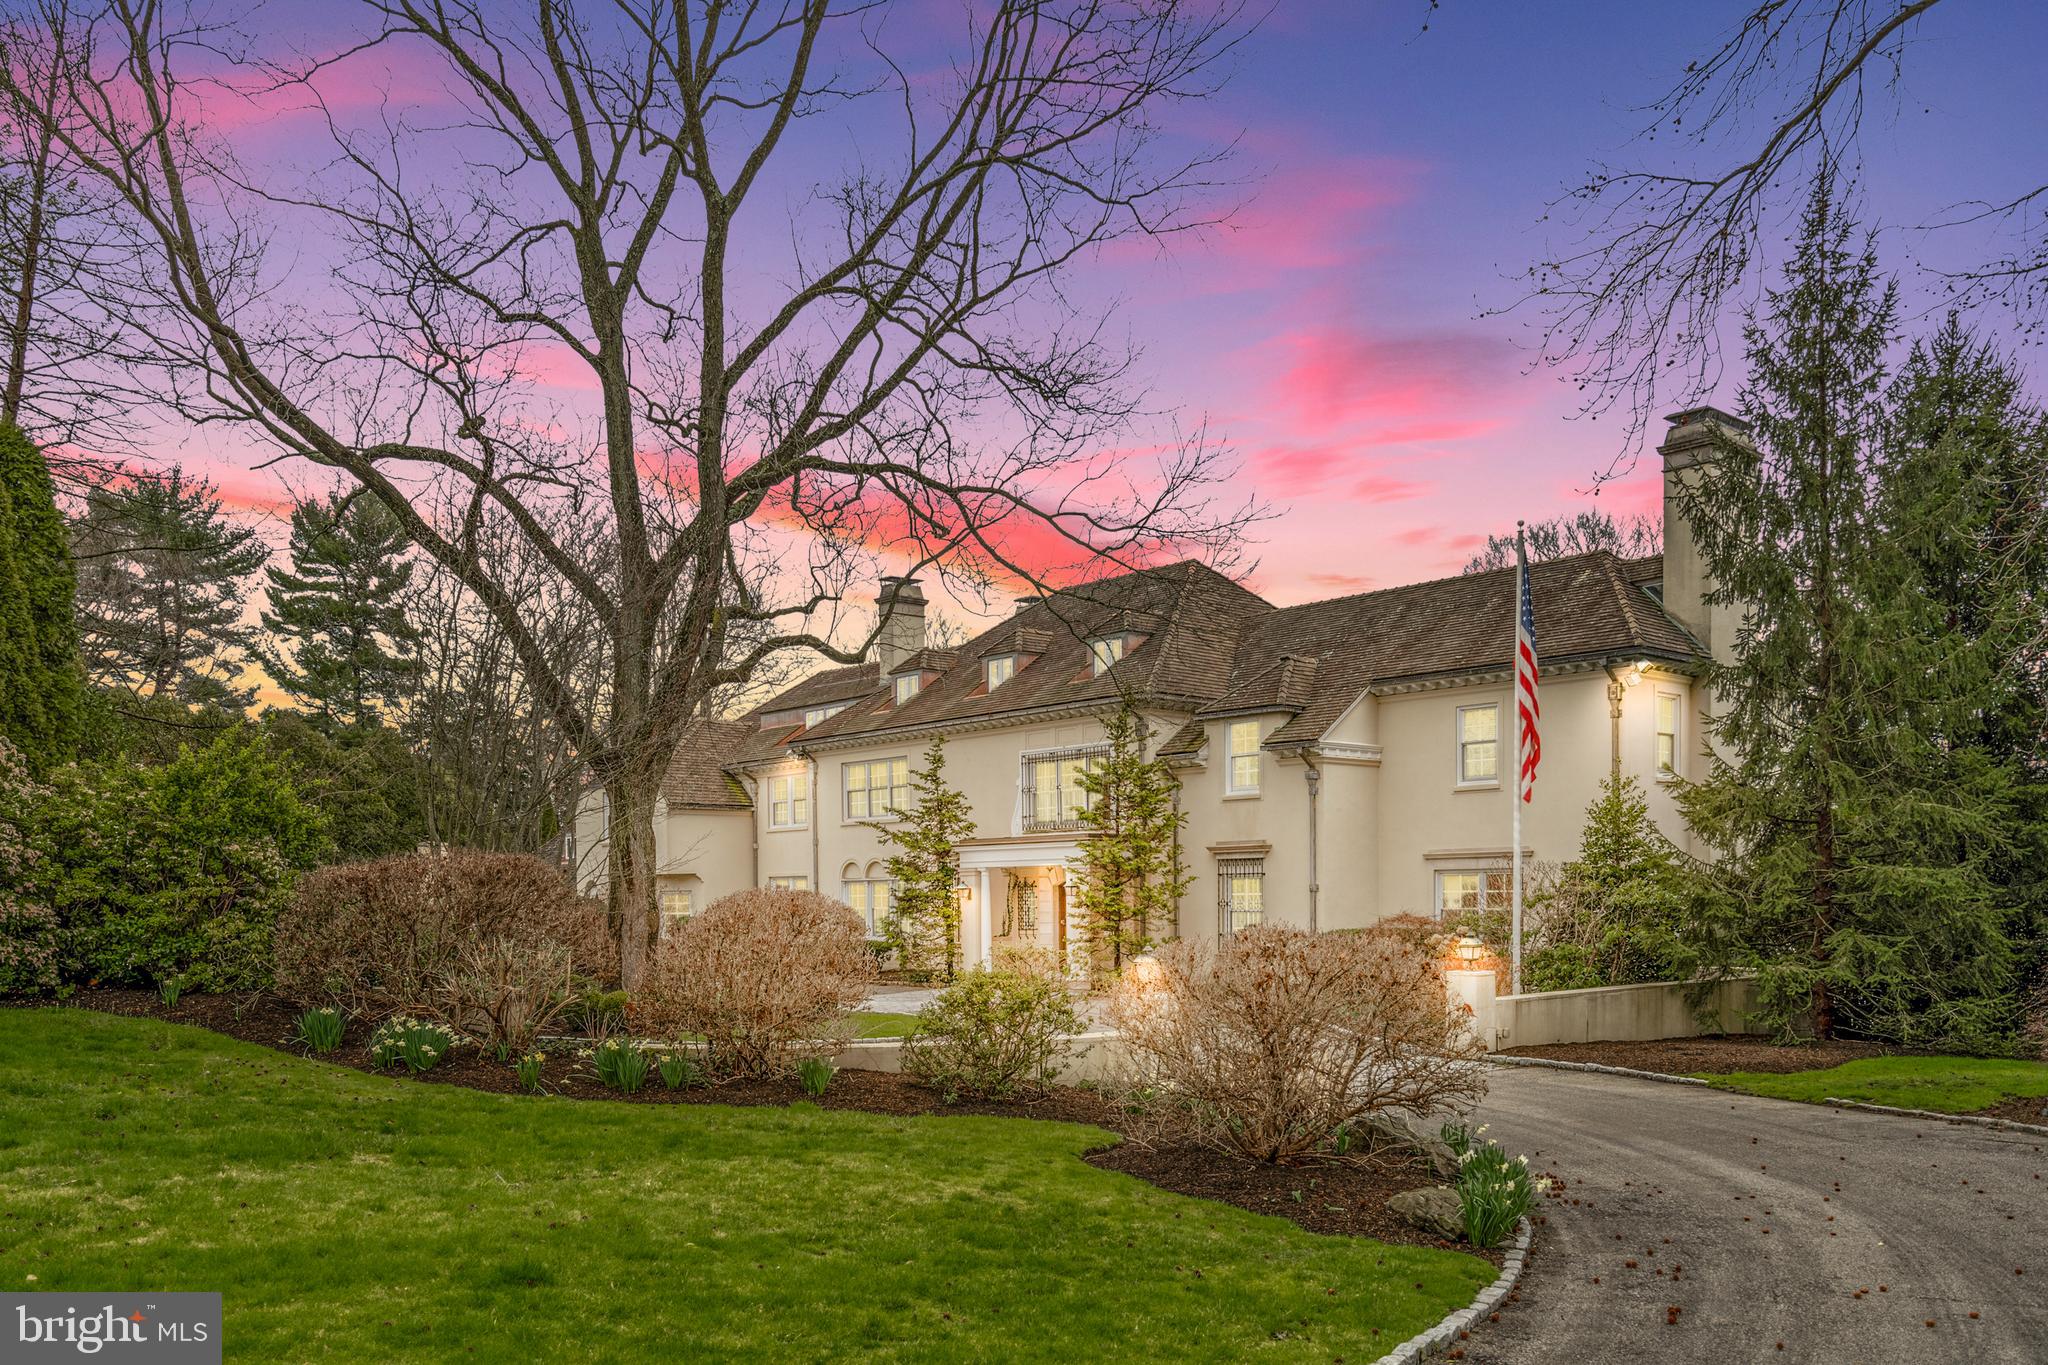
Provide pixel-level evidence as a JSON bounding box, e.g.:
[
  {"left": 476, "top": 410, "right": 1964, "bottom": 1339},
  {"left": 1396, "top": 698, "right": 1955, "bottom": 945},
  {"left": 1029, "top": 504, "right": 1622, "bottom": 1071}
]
[
  {"left": 660, "top": 718, "right": 758, "bottom": 810},
  {"left": 658, "top": 550, "right": 1703, "bottom": 790}
]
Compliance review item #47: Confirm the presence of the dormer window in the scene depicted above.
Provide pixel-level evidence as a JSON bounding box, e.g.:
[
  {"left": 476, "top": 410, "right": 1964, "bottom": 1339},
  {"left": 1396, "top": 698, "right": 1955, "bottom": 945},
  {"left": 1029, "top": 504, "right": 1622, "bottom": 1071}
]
[
  {"left": 893, "top": 674, "right": 920, "bottom": 705},
  {"left": 803, "top": 703, "right": 846, "bottom": 729},
  {"left": 1088, "top": 635, "right": 1128, "bottom": 675},
  {"left": 984, "top": 655, "right": 1017, "bottom": 690}
]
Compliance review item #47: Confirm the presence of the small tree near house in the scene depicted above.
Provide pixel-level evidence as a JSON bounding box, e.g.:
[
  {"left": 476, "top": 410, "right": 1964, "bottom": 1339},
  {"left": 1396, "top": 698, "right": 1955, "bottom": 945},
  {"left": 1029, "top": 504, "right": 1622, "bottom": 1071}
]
[
  {"left": 870, "top": 737, "right": 975, "bottom": 982},
  {"left": 1071, "top": 709, "right": 1191, "bottom": 974}
]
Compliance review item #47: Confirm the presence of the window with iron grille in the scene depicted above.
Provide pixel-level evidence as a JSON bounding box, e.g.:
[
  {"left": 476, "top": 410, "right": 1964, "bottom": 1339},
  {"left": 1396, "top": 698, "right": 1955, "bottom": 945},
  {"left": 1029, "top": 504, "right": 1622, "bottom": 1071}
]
[
  {"left": 1218, "top": 858, "right": 1264, "bottom": 933},
  {"left": 1020, "top": 744, "right": 1109, "bottom": 831}
]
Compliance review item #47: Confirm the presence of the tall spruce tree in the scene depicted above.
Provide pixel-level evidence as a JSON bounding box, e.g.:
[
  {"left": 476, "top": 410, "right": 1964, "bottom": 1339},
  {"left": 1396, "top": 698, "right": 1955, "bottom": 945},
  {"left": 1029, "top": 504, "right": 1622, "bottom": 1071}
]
[
  {"left": 1071, "top": 708, "right": 1189, "bottom": 973},
  {"left": 0, "top": 421, "right": 80, "bottom": 767},
  {"left": 868, "top": 736, "right": 975, "bottom": 982},
  {"left": 1675, "top": 183, "right": 2017, "bottom": 1044},
  {"left": 260, "top": 491, "right": 420, "bottom": 727},
  {"left": 71, "top": 467, "right": 267, "bottom": 709}
]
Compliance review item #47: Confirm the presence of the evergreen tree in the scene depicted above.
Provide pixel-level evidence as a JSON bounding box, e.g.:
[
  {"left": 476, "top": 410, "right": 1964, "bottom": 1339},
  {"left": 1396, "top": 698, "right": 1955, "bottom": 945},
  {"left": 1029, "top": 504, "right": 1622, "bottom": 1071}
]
[
  {"left": 260, "top": 491, "right": 420, "bottom": 727},
  {"left": 0, "top": 421, "right": 81, "bottom": 767},
  {"left": 1527, "top": 775, "right": 1686, "bottom": 990},
  {"left": 868, "top": 736, "right": 975, "bottom": 981},
  {"left": 71, "top": 467, "right": 267, "bottom": 709},
  {"left": 1070, "top": 707, "right": 1189, "bottom": 973},
  {"left": 1674, "top": 183, "right": 2016, "bottom": 1044}
]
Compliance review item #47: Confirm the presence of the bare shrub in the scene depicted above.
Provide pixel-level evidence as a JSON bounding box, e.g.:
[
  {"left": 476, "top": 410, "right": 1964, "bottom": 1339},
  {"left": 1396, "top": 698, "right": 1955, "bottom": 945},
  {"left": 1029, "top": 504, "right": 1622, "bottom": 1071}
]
[
  {"left": 441, "top": 935, "right": 574, "bottom": 1058},
  {"left": 1107, "top": 924, "right": 1486, "bottom": 1165},
  {"left": 636, "top": 889, "right": 875, "bottom": 1077},
  {"left": 275, "top": 850, "right": 609, "bottom": 1015},
  {"left": 903, "top": 948, "right": 1081, "bottom": 1101}
]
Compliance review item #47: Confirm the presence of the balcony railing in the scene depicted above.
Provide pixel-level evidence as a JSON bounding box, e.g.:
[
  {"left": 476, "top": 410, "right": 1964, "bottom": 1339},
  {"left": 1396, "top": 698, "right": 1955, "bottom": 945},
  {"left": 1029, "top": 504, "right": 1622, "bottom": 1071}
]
[{"left": 1019, "top": 744, "right": 1109, "bottom": 833}]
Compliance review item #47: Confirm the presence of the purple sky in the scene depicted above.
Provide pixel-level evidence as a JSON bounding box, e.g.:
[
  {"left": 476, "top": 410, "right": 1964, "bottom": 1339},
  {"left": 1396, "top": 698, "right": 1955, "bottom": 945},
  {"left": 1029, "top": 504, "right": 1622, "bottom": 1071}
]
[{"left": 171, "top": 1, "right": 2046, "bottom": 610}]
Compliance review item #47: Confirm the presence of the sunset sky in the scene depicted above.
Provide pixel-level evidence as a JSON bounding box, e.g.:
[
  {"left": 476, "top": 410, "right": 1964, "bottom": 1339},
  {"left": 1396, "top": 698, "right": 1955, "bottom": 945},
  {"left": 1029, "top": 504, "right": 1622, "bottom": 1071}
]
[{"left": 163, "top": 0, "right": 2046, "bottom": 616}]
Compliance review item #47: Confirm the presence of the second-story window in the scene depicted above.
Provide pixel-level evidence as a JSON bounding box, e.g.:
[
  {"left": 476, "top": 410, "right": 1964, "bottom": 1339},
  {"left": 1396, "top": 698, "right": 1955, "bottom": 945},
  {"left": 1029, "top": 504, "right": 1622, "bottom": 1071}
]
[
  {"left": 767, "top": 771, "right": 809, "bottom": 829},
  {"left": 1226, "top": 719, "right": 1262, "bottom": 795},
  {"left": 1656, "top": 690, "right": 1680, "bottom": 777},
  {"left": 894, "top": 674, "right": 920, "bottom": 705},
  {"left": 1022, "top": 745, "right": 1108, "bottom": 830},
  {"left": 804, "top": 703, "right": 846, "bottom": 729},
  {"left": 1088, "top": 636, "right": 1126, "bottom": 675},
  {"left": 984, "top": 654, "right": 1016, "bottom": 690},
  {"left": 1457, "top": 703, "right": 1499, "bottom": 785},
  {"left": 844, "top": 756, "right": 911, "bottom": 820}
]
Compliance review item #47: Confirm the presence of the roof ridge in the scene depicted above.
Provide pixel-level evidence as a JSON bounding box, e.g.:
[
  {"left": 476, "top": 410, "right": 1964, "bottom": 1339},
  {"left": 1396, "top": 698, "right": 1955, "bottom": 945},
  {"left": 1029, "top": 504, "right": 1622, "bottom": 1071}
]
[{"left": 1273, "top": 548, "right": 1629, "bottom": 616}]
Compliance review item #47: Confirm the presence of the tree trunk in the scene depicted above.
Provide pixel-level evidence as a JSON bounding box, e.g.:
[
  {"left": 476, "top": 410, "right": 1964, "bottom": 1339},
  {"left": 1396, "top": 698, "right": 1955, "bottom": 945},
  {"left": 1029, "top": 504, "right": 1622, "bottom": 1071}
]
[{"left": 604, "top": 773, "right": 660, "bottom": 991}]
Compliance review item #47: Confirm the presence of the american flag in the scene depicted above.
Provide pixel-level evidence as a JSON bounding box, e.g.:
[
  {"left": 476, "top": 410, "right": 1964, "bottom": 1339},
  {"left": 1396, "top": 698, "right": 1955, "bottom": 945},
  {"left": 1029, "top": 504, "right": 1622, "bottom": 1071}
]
[{"left": 1515, "top": 535, "right": 1540, "bottom": 803}]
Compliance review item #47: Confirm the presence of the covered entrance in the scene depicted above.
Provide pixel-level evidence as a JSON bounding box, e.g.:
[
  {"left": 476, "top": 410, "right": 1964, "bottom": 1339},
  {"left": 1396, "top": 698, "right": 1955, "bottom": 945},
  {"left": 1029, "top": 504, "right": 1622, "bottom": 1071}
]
[{"left": 955, "top": 834, "right": 1084, "bottom": 971}]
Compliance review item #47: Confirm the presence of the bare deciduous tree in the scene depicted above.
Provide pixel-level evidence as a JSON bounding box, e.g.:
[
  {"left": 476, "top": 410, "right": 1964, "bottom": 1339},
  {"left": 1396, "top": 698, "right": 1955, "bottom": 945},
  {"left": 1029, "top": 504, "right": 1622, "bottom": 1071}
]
[{"left": 5, "top": 0, "right": 1258, "bottom": 984}]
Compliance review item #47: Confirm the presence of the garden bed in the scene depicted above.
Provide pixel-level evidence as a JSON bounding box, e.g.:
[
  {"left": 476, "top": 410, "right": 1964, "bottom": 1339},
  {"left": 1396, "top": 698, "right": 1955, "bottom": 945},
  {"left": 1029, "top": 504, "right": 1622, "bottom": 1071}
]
[
  {"left": 37, "top": 990, "right": 1486, "bottom": 1257},
  {"left": 1501, "top": 1034, "right": 1898, "bottom": 1074}
]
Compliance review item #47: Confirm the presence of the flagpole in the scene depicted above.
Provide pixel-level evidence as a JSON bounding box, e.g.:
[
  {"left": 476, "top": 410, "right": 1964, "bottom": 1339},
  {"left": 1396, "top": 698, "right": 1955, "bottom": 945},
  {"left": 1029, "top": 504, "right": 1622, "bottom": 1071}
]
[{"left": 1511, "top": 521, "right": 1525, "bottom": 997}]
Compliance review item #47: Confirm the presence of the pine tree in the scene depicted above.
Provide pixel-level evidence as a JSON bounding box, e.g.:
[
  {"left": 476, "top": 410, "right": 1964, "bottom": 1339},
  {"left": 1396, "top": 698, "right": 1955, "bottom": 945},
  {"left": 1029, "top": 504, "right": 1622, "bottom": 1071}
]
[
  {"left": 1529, "top": 775, "right": 1685, "bottom": 988},
  {"left": 868, "top": 736, "right": 975, "bottom": 982},
  {"left": 1070, "top": 707, "right": 1189, "bottom": 973},
  {"left": 260, "top": 491, "right": 420, "bottom": 727},
  {"left": 1674, "top": 182, "right": 2016, "bottom": 1044},
  {"left": 71, "top": 467, "right": 267, "bottom": 709},
  {"left": 0, "top": 421, "right": 81, "bottom": 767}
]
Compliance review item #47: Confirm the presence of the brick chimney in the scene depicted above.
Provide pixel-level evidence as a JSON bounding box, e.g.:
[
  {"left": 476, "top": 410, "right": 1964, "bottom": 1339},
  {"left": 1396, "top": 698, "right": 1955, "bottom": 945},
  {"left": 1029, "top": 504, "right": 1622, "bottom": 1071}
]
[
  {"left": 876, "top": 575, "right": 927, "bottom": 674},
  {"left": 1658, "top": 406, "right": 1749, "bottom": 662}
]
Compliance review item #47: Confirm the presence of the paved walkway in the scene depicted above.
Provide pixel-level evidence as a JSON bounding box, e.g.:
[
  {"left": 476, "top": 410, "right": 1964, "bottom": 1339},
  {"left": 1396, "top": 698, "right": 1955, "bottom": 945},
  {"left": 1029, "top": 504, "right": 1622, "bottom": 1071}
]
[
  {"left": 1458, "top": 1066, "right": 2046, "bottom": 1364},
  {"left": 863, "top": 988, "right": 940, "bottom": 1014}
]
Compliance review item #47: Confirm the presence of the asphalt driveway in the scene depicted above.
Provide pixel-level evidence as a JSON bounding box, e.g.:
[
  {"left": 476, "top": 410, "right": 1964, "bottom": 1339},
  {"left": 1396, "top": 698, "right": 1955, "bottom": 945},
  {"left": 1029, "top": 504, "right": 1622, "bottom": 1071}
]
[{"left": 1456, "top": 1066, "right": 2046, "bottom": 1364}]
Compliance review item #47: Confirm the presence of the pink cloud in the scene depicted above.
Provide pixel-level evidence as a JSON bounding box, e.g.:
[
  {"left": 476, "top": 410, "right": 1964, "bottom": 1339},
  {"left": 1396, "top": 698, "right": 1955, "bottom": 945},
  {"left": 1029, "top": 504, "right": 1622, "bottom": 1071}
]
[{"left": 1255, "top": 325, "right": 1518, "bottom": 440}]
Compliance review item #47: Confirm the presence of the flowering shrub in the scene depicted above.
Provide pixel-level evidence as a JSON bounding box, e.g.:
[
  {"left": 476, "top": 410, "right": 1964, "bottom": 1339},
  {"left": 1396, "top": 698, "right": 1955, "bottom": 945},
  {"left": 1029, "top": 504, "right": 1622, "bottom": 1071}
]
[
  {"left": 588, "top": 1038, "right": 651, "bottom": 1094},
  {"left": 515, "top": 1050, "right": 547, "bottom": 1094},
  {"left": 1108, "top": 924, "right": 1486, "bottom": 1165},
  {"left": 635, "top": 889, "right": 874, "bottom": 1078},
  {"left": 1443, "top": 1122, "right": 1542, "bottom": 1249},
  {"left": 294, "top": 1006, "right": 345, "bottom": 1053},
  {"left": 903, "top": 951, "right": 1080, "bottom": 1101},
  {"left": 368, "top": 1016, "right": 457, "bottom": 1074}
]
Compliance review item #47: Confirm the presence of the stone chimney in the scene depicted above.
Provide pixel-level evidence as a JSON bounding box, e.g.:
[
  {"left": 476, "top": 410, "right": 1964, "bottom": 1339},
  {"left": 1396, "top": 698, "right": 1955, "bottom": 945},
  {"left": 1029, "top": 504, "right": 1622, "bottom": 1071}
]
[
  {"left": 1658, "top": 406, "right": 1749, "bottom": 663},
  {"left": 876, "top": 575, "right": 927, "bottom": 674}
]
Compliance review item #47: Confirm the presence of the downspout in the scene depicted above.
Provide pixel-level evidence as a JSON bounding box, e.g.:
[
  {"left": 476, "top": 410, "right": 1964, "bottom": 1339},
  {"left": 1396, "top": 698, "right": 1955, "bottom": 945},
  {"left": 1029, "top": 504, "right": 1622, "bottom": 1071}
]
[
  {"left": 809, "top": 755, "right": 822, "bottom": 892},
  {"left": 1302, "top": 752, "right": 1322, "bottom": 935}
]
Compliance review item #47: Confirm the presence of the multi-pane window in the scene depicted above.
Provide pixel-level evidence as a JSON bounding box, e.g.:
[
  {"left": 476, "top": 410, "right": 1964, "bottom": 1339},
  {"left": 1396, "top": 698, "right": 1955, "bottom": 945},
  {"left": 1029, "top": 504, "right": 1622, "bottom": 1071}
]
[
  {"left": 844, "top": 757, "right": 911, "bottom": 820},
  {"left": 1436, "top": 869, "right": 1509, "bottom": 919},
  {"left": 984, "top": 654, "right": 1017, "bottom": 690},
  {"left": 658, "top": 888, "right": 693, "bottom": 937},
  {"left": 1226, "top": 719, "right": 1262, "bottom": 795},
  {"left": 767, "top": 772, "right": 809, "bottom": 829},
  {"left": 1457, "top": 703, "right": 1499, "bottom": 784},
  {"left": 767, "top": 875, "right": 810, "bottom": 891},
  {"left": 894, "top": 674, "right": 920, "bottom": 705},
  {"left": 1656, "top": 691, "right": 1680, "bottom": 777},
  {"left": 843, "top": 878, "right": 892, "bottom": 935},
  {"left": 1218, "top": 858, "right": 1265, "bottom": 933},
  {"left": 1022, "top": 745, "right": 1108, "bottom": 830},
  {"left": 1089, "top": 636, "right": 1126, "bottom": 675},
  {"left": 803, "top": 703, "right": 846, "bottom": 729}
]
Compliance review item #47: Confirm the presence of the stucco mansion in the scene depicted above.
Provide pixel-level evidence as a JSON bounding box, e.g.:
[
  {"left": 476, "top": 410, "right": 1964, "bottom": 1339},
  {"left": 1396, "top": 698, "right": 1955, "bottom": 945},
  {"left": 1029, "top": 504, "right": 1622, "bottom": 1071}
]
[{"left": 574, "top": 409, "right": 1741, "bottom": 964}]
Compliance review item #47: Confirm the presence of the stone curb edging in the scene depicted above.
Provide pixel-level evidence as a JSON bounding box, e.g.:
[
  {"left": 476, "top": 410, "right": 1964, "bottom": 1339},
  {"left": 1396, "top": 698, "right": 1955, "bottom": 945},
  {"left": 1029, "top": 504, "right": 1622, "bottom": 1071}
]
[
  {"left": 1481, "top": 1054, "right": 1709, "bottom": 1086},
  {"left": 1368, "top": 1216, "right": 1532, "bottom": 1365},
  {"left": 1821, "top": 1097, "right": 2048, "bottom": 1138}
]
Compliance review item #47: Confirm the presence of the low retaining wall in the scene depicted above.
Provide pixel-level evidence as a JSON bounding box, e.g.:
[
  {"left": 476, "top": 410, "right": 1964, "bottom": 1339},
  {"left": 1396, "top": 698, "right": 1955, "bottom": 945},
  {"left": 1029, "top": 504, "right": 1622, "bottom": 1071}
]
[
  {"left": 829, "top": 1029, "right": 1125, "bottom": 1084},
  {"left": 1445, "top": 973, "right": 1759, "bottom": 1052}
]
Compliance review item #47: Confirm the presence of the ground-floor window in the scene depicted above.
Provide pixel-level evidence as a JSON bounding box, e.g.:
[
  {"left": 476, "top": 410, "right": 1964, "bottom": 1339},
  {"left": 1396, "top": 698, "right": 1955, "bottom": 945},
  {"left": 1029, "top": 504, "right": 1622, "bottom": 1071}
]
[
  {"left": 658, "top": 887, "right": 694, "bottom": 937},
  {"left": 1436, "top": 868, "right": 1509, "bottom": 920},
  {"left": 1218, "top": 858, "right": 1264, "bottom": 933},
  {"left": 768, "top": 875, "right": 810, "bottom": 892},
  {"left": 843, "top": 878, "right": 892, "bottom": 935}
]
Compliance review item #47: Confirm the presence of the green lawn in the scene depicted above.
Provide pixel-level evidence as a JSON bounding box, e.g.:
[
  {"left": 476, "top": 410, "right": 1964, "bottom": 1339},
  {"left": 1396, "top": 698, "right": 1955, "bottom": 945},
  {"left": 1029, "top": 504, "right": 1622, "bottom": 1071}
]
[
  {"left": 851, "top": 1011, "right": 921, "bottom": 1039},
  {"left": 0, "top": 1010, "right": 1489, "bottom": 1362},
  {"left": 1696, "top": 1055, "right": 2048, "bottom": 1113}
]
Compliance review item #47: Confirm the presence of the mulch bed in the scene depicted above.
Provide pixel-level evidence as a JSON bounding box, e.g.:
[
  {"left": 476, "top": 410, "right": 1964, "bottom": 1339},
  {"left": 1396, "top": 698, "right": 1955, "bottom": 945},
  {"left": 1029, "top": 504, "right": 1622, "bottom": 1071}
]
[
  {"left": 21, "top": 990, "right": 1487, "bottom": 1257},
  {"left": 1501, "top": 1034, "right": 1898, "bottom": 1075}
]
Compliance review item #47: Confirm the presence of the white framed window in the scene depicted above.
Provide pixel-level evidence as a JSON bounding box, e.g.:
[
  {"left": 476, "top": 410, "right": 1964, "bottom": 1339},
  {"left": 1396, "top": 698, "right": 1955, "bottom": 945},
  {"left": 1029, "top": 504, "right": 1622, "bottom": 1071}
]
[
  {"left": 767, "top": 875, "right": 810, "bottom": 892},
  {"left": 1655, "top": 689, "right": 1681, "bottom": 777},
  {"left": 844, "top": 756, "right": 911, "bottom": 821},
  {"left": 1088, "top": 636, "right": 1126, "bottom": 675},
  {"left": 1436, "top": 869, "right": 1509, "bottom": 920},
  {"left": 1022, "top": 744, "right": 1108, "bottom": 830},
  {"left": 984, "top": 654, "right": 1017, "bottom": 690},
  {"left": 767, "top": 771, "right": 809, "bottom": 829},
  {"left": 1456, "top": 703, "right": 1500, "bottom": 785},
  {"left": 1218, "top": 858, "right": 1264, "bottom": 933},
  {"left": 803, "top": 703, "right": 846, "bottom": 729},
  {"left": 843, "top": 877, "right": 892, "bottom": 935},
  {"left": 658, "top": 887, "right": 693, "bottom": 936},
  {"left": 893, "top": 674, "right": 920, "bottom": 705},
  {"left": 1225, "top": 719, "right": 1262, "bottom": 795}
]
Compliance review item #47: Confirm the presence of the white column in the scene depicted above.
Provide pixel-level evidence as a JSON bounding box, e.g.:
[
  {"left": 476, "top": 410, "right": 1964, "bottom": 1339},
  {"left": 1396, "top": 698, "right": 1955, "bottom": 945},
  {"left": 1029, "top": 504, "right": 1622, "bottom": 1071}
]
[{"left": 975, "top": 867, "right": 992, "bottom": 968}]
